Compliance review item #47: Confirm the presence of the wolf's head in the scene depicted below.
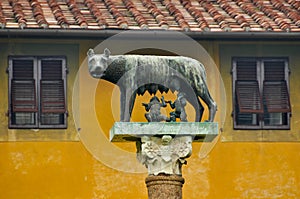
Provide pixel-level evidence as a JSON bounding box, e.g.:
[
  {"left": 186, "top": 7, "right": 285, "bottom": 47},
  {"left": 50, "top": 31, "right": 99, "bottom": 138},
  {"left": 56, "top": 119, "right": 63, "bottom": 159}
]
[{"left": 87, "top": 48, "right": 111, "bottom": 78}]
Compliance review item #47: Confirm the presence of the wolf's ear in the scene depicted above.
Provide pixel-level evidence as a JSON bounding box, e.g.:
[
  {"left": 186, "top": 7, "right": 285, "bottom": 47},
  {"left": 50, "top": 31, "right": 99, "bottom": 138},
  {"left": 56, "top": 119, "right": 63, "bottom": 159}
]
[
  {"left": 87, "top": 49, "right": 95, "bottom": 57},
  {"left": 104, "top": 48, "right": 111, "bottom": 58}
]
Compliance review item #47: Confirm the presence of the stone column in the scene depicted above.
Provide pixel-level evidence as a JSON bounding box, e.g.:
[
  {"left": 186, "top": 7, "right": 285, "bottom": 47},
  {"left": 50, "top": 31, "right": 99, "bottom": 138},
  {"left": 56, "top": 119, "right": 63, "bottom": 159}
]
[
  {"left": 145, "top": 174, "right": 185, "bottom": 199},
  {"left": 110, "top": 122, "right": 218, "bottom": 199},
  {"left": 137, "top": 135, "right": 192, "bottom": 199}
]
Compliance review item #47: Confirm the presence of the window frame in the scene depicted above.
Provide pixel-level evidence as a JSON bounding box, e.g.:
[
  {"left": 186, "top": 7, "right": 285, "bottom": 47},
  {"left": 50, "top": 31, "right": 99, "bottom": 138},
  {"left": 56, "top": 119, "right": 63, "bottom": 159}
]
[
  {"left": 232, "top": 57, "right": 291, "bottom": 130},
  {"left": 8, "top": 56, "right": 68, "bottom": 129}
]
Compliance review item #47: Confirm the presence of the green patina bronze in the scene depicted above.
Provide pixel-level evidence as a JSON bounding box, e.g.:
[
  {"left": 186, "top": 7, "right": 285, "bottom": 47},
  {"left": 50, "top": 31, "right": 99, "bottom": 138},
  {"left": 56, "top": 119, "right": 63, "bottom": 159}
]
[{"left": 110, "top": 122, "right": 218, "bottom": 142}]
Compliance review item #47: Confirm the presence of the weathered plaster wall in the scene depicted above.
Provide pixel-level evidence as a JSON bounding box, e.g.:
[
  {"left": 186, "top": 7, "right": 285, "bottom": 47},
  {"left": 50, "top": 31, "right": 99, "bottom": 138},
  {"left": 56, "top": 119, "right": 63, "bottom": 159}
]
[
  {"left": 0, "top": 41, "right": 79, "bottom": 141},
  {"left": 1, "top": 140, "right": 300, "bottom": 198},
  {"left": 0, "top": 39, "right": 300, "bottom": 199},
  {"left": 220, "top": 42, "right": 300, "bottom": 141}
]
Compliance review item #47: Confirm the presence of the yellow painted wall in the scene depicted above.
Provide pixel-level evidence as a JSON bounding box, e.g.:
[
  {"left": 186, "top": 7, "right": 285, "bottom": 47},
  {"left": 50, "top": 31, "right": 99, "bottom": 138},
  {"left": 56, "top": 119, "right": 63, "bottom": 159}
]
[
  {"left": 1, "top": 141, "right": 300, "bottom": 198},
  {"left": 220, "top": 42, "right": 300, "bottom": 141},
  {"left": 1, "top": 39, "right": 300, "bottom": 199},
  {"left": 0, "top": 40, "right": 79, "bottom": 141}
]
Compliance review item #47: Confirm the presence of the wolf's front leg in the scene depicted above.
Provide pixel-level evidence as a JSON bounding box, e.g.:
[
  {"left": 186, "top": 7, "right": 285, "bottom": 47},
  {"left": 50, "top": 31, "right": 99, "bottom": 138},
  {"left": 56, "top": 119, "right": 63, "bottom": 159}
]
[
  {"left": 120, "top": 87, "right": 126, "bottom": 121},
  {"left": 120, "top": 88, "right": 136, "bottom": 122}
]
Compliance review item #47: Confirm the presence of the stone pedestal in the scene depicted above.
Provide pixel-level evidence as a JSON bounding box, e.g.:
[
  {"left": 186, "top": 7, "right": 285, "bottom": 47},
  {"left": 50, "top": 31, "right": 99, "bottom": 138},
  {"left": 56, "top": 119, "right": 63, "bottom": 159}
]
[
  {"left": 110, "top": 122, "right": 218, "bottom": 142},
  {"left": 137, "top": 134, "right": 190, "bottom": 199},
  {"left": 146, "top": 174, "right": 184, "bottom": 199},
  {"left": 110, "top": 122, "right": 218, "bottom": 199}
]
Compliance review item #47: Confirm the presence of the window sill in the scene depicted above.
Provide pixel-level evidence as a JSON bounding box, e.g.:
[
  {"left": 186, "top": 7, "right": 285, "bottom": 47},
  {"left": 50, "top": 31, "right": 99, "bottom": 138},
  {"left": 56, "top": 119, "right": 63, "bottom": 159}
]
[
  {"left": 221, "top": 128, "right": 299, "bottom": 142},
  {"left": 0, "top": 128, "right": 79, "bottom": 142}
]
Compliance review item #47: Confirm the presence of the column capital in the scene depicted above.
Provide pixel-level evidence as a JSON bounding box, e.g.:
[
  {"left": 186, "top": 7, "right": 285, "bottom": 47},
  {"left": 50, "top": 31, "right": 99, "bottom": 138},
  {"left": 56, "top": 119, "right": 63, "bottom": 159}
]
[{"left": 137, "top": 135, "right": 192, "bottom": 175}]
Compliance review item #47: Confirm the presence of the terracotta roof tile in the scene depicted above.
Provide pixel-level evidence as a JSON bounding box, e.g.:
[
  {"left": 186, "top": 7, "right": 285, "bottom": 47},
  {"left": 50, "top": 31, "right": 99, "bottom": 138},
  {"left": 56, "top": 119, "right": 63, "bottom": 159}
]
[
  {"left": 9, "top": 0, "right": 27, "bottom": 29},
  {"left": 0, "top": 0, "right": 299, "bottom": 32},
  {"left": 271, "top": 0, "right": 300, "bottom": 27},
  {"left": 30, "top": 0, "right": 48, "bottom": 28},
  {"left": 123, "top": 0, "right": 148, "bottom": 29},
  {"left": 218, "top": 0, "right": 250, "bottom": 31},
  {"left": 0, "top": 2, "right": 6, "bottom": 27},
  {"left": 252, "top": 0, "right": 291, "bottom": 31},
  {"left": 162, "top": 0, "right": 190, "bottom": 31},
  {"left": 142, "top": 0, "right": 168, "bottom": 29},
  {"left": 49, "top": 0, "right": 69, "bottom": 28},
  {"left": 180, "top": 0, "right": 209, "bottom": 31},
  {"left": 103, "top": 0, "right": 128, "bottom": 28},
  {"left": 199, "top": 0, "right": 232, "bottom": 31},
  {"left": 85, "top": 0, "right": 107, "bottom": 28},
  {"left": 67, "top": 0, "right": 88, "bottom": 28}
]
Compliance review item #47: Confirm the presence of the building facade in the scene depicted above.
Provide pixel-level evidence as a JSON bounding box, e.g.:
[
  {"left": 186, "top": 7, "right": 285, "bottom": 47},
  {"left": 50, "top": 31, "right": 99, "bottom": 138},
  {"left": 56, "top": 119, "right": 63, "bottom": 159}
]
[{"left": 0, "top": 0, "right": 300, "bottom": 198}]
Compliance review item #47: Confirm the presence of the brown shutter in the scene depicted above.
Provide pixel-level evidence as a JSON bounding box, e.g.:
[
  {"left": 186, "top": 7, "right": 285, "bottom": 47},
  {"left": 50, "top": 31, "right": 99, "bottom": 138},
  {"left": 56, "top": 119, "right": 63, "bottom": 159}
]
[
  {"left": 263, "top": 61, "right": 291, "bottom": 113},
  {"left": 235, "top": 60, "right": 263, "bottom": 113},
  {"left": 12, "top": 80, "right": 37, "bottom": 112},
  {"left": 236, "top": 80, "right": 264, "bottom": 113},
  {"left": 264, "top": 61, "right": 285, "bottom": 81},
  {"left": 263, "top": 80, "right": 291, "bottom": 113},
  {"left": 11, "top": 59, "right": 37, "bottom": 112},
  {"left": 40, "top": 80, "right": 65, "bottom": 113},
  {"left": 236, "top": 60, "right": 257, "bottom": 80},
  {"left": 40, "top": 59, "right": 66, "bottom": 113}
]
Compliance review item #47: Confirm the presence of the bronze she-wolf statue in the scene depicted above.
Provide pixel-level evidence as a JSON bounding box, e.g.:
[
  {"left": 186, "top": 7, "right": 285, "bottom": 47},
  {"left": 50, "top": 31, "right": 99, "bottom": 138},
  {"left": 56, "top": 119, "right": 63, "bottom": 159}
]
[{"left": 87, "top": 48, "right": 217, "bottom": 122}]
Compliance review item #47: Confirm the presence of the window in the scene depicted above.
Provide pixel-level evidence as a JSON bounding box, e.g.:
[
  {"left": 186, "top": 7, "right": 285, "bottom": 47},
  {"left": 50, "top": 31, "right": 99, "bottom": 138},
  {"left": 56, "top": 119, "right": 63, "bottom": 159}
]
[
  {"left": 8, "top": 56, "right": 67, "bottom": 129},
  {"left": 232, "top": 58, "right": 291, "bottom": 130}
]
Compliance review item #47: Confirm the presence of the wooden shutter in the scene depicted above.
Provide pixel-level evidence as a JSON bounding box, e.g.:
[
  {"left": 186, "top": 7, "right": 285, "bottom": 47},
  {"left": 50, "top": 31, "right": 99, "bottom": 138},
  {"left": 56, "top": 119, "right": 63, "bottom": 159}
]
[
  {"left": 236, "top": 60, "right": 257, "bottom": 80},
  {"left": 236, "top": 80, "right": 263, "bottom": 113},
  {"left": 263, "top": 61, "right": 291, "bottom": 113},
  {"left": 263, "top": 81, "right": 291, "bottom": 113},
  {"left": 264, "top": 61, "right": 285, "bottom": 81},
  {"left": 11, "top": 80, "right": 37, "bottom": 112},
  {"left": 235, "top": 60, "right": 263, "bottom": 113},
  {"left": 11, "top": 59, "right": 37, "bottom": 112},
  {"left": 40, "top": 59, "right": 66, "bottom": 113}
]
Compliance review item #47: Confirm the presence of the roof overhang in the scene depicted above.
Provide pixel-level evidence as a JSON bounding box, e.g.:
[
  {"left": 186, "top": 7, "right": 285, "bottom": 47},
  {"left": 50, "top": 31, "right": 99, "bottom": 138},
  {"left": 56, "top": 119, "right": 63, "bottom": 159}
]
[{"left": 0, "top": 29, "right": 300, "bottom": 41}]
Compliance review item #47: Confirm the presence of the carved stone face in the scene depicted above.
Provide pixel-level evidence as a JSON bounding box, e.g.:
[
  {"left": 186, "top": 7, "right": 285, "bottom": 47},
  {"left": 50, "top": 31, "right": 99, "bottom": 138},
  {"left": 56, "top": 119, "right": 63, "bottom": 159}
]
[
  {"left": 162, "top": 135, "right": 172, "bottom": 145},
  {"left": 87, "top": 48, "right": 111, "bottom": 78}
]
